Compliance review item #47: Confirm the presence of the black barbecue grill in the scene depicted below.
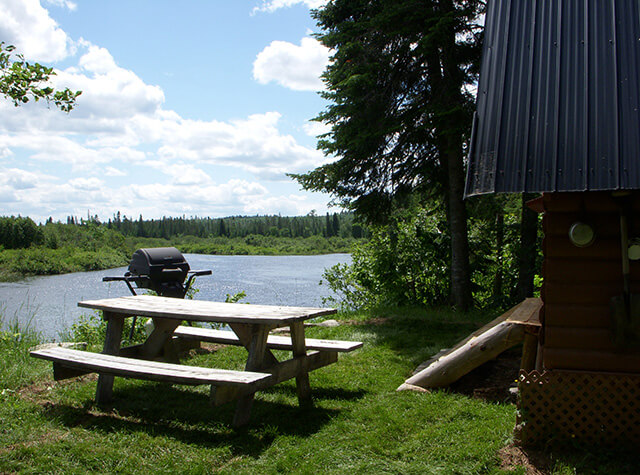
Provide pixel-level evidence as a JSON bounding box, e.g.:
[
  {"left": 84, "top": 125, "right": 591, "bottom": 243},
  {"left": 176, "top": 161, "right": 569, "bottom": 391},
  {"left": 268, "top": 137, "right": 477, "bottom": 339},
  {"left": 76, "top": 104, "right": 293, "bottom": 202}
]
[
  {"left": 103, "top": 247, "right": 211, "bottom": 337},
  {"left": 104, "top": 247, "right": 211, "bottom": 298}
]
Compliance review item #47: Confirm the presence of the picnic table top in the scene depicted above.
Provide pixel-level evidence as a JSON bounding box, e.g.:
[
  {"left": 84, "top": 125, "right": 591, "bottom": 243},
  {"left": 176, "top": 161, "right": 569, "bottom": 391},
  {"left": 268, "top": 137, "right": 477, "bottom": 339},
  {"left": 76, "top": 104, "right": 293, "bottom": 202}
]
[{"left": 78, "top": 295, "right": 337, "bottom": 326}]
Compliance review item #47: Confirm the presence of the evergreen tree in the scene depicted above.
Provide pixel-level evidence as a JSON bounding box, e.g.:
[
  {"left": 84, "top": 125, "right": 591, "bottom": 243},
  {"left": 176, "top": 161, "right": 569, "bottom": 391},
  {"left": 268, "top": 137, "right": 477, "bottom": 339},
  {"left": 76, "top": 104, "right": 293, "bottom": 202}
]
[{"left": 291, "top": 0, "right": 483, "bottom": 309}]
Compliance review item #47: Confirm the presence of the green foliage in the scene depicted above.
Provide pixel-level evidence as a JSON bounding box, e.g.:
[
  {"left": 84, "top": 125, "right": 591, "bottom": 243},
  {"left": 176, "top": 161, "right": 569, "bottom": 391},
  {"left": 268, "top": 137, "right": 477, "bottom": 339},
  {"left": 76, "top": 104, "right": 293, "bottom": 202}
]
[
  {"left": 109, "top": 211, "right": 365, "bottom": 240},
  {"left": 0, "top": 213, "right": 361, "bottom": 280},
  {"left": 65, "top": 311, "right": 147, "bottom": 347},
  {"left": 129, "top": 234, "right": 356, "bottom": 256},
  {"left": 323, "top": 204, "right": 451, "bottom": 309},
  {"left": 0, "top": 313, "right": 45, "bottom": 389},
  {"left": 64, "top": 312, "right": 107, "bottom": 346},
  {"left": 225, "top": 290, "right": 247, "bottom": 303},
  {"left": 323, "top": 196, "right": 542, "bottom": 311},
  {"left": 0, "top": 42, "right": 81, "bottom": 111},
  {"left": 466, "top": 195, "right": 538, "bottom": 308},
  {"left": 0, "top": 222, "right": 129, "bottom": 280},
  {"left": 0, "top": 216, "right": 43, "bottom": 249},
  {"left": 0, "top": 246, "right": 126, "bottom": 278}
]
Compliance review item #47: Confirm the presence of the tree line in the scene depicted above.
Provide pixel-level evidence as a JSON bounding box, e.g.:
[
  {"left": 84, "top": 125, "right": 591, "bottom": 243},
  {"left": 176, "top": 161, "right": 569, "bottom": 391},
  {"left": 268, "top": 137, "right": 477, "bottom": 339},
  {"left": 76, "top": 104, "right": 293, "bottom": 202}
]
[
  {"left": 0, "top": 211, "right": 367, "bottom": 251},
  {"left": 101, "top": 211, "right": 366, "bottom": 240}
]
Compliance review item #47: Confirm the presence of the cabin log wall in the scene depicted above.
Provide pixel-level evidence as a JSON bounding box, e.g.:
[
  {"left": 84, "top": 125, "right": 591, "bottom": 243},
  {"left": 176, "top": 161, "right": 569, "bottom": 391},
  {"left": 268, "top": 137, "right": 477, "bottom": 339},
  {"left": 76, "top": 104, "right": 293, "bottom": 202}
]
[{"left": 542, "top": 192, "right": 640, "bottom": 373}]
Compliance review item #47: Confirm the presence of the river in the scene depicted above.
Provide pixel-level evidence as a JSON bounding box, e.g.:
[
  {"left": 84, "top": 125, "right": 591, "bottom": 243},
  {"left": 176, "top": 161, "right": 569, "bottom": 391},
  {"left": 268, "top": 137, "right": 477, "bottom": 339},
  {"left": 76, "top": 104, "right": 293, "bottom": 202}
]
[{"left": 0, "top": 253, "right": 350, "bottom": 340}]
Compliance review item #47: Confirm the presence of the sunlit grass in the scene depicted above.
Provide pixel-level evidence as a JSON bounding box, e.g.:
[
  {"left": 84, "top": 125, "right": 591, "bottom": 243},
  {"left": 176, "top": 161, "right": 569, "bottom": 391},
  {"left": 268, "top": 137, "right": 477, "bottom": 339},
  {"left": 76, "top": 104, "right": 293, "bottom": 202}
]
[{"left": 1, "top": 306, "right": 637, "bottom": 474}]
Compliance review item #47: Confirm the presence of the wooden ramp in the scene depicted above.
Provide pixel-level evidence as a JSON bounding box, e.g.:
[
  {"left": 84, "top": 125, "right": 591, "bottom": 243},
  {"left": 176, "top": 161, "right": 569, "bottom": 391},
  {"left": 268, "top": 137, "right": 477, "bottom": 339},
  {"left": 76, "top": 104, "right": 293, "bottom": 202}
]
[{"left": 397, "top": 298, "right": 542, "bottom": 391}]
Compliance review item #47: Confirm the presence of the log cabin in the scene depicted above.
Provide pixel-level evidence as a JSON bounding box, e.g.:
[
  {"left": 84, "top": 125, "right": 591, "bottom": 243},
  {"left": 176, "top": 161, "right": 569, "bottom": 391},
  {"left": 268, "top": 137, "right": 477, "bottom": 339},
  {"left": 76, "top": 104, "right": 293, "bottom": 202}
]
[{"left": 466, "top": 0, "right": 640, "bottom": 447}]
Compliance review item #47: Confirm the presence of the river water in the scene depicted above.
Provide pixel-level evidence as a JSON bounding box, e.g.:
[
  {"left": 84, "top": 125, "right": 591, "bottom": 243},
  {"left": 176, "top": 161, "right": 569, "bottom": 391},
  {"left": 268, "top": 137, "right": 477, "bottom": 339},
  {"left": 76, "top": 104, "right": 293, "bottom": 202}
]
[{"left": 0, "top": 253, "right": 350, "bottom": 340}]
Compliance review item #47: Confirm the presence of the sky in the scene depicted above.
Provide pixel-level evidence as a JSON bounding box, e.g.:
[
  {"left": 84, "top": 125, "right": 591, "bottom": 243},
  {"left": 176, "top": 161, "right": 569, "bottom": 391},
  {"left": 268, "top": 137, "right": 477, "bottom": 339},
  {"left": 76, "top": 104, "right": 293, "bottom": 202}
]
[{"left": 0, "top": 0, "right": 335, "bottom": 223}]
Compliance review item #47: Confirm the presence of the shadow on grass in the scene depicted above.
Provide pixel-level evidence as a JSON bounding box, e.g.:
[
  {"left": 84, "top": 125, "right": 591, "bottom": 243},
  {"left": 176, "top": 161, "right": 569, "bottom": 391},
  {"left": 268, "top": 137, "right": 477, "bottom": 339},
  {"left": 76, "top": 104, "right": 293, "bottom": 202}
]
[
  {"left": 266, "top": 384, "right": 367, "bottom": 402},
  {"left": 352, "top": 308, "right": 485, "bottom": 361},
  {"left": 39, "top": 381, "right": 366, "bottom": 457},
  {"left": 340, "top": 307, "right": 522, "bottom": 404}
]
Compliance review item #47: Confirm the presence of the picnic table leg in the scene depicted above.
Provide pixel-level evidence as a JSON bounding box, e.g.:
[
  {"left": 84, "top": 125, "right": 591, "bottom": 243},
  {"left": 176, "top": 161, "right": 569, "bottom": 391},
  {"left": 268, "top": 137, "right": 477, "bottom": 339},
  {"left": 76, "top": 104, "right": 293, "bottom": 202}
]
[
  {"left": 141, "top": 318, "right": 181, "bottom": 363},
  {"left": 229, "top": 323, "right": 278, "bottom": 367},
  {"left": 96, "top": 312, "right": 125, "bottom": 405},
  {"left": 233, "top": 324, "right": 270, "bottom": 427},
  {"left": 290, "top": 321, "right": 312, "bottom": 406}
]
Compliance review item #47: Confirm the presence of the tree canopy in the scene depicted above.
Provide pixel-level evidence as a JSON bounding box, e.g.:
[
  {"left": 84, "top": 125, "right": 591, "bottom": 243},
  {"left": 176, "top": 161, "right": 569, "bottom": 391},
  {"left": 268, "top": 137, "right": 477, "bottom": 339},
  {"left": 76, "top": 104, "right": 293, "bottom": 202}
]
[
  {"left": 0, "top": 42, "right": 81, "bottom": 112},
  {"left": 293, "top": 0, "right": 482, "bottom": 218}
]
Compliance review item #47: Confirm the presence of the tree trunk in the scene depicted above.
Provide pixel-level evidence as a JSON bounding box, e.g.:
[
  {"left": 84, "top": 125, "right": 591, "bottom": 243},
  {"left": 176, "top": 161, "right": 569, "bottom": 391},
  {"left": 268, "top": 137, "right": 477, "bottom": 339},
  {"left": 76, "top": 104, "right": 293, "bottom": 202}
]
[
  {"left": 397, "top": 298, "right": 541, "bottom": 391},
  {"left": 447, "top": 141, "right": 473, "bottom": 310},
  {"left": 516, "top": 193, "right": 539, "bottom": 301},
  {"left": 439, "top": 0, "right": 472, "bottom": 310},
  {"left": 398, "top": 320, "right": 525, "bottom": 389},
  {"left": 492, "top": 210, "right": 504, "bottom": 302}
]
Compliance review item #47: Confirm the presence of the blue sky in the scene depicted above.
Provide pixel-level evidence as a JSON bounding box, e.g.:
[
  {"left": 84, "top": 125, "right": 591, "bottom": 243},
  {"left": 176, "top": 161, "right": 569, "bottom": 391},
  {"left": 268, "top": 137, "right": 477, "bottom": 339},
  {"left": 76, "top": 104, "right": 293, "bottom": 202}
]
[{"left": 0, "top": 0, "right": 334, "bottom": 222}]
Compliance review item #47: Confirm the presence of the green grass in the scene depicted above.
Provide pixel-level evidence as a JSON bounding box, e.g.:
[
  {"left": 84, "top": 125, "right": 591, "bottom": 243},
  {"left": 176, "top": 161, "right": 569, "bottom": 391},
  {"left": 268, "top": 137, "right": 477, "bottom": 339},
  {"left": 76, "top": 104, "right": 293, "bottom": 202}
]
[{"left": 1, "top": 308, "right": 637, "bottom": 474}]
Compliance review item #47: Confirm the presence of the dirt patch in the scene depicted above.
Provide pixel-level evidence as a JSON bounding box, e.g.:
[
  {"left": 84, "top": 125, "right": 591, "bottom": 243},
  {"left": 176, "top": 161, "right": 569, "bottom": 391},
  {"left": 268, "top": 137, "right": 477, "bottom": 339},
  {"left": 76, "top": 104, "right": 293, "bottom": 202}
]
[
  {"left": 448, "top": 347, "right": 521, "bottom": 403},
  {"left": 188, "top": 342, "right": 223, "bottom": 354},
  {"left": 343, "top": 317, "right": 390, "bottom": 326},
  {"left": 498, "top": 444, "right": 552, "bottom": 474},
  {"left": 0, "top": 430, "right": 71, "bottom": 455},
  {"left": 17, "top": 374, "right": 98, "bottom": 404}
]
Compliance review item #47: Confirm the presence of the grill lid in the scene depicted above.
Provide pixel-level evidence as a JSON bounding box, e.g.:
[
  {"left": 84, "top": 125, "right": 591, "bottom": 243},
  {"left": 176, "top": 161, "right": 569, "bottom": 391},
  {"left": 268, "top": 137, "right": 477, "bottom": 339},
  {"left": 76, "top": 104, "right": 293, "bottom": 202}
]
[{"left": 128, "top": 247, "right": 190, "bottom": 283}]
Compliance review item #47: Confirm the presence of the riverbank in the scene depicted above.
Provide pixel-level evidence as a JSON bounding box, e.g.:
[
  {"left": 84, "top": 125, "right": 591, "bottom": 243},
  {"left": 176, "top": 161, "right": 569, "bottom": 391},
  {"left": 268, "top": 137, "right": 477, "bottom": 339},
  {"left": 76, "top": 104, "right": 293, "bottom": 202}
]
[
  {"left": 1, "top": 306, "right": 635, "bottom": 473},
  {"left": 128, "top": 234, "right": 356, "bottom": 257}
]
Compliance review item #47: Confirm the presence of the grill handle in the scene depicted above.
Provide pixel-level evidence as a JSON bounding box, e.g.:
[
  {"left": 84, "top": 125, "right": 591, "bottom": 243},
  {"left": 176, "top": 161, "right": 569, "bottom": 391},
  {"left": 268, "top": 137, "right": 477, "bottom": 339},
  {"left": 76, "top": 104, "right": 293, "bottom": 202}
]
[
  {"left": 102, "top": 276, "right": 137, "bottom": 296},
  {"left": 184, "top": 270, "right": 212, "bottom": 296}
]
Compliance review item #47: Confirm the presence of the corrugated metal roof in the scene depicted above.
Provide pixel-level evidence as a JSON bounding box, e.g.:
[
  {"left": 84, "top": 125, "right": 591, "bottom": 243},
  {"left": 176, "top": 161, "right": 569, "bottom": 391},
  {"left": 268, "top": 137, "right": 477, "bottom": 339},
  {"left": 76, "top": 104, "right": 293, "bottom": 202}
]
[{"left": 465, "top": 0, "right": 640, "bottom": 197}]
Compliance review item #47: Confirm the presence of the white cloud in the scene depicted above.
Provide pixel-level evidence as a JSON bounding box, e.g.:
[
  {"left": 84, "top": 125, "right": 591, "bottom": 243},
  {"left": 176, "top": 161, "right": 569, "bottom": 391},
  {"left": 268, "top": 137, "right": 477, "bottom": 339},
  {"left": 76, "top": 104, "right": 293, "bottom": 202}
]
[
  {"left": 55, "top": 44, "right": 165, "bottom": 120},
  {"left": 0, "top": 168, "right": 43, "bottom": 190},
  {"left": 253, "top": 37, "right": 329, "bottom": 91},
  {"left": 242, "top": 193, "right": 324, "bottom": 216},
  {"left": 104, "top": 166, "right": 127, "bottom": 177},
  {"left": 129, "top": 179, "right": 270, "bottom": 213},
  {"left": 252, "top": 0, "right": 327, "bottom": 14},
  {"left": 68, "top": 176, "right": 104, "bottom": 190},
  {"left": 155, "top": 112, "right": 327, "bottom": 179},
  {"left": 44, "top": 0, "right": 76, "bottom": 10},
  {"left": 303, "top": 120, "right": 330, "bottom": 137},
  {"left": 0, "top": 0, "right": 74, "bottom": 62}
]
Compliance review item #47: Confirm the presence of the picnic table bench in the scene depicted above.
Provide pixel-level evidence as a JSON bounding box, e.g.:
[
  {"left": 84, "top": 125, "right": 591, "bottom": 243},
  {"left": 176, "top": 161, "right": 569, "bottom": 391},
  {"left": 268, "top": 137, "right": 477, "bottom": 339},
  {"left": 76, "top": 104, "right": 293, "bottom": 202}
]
[{"left": 30, "top": 295, "right": 362, "bottom": 426}]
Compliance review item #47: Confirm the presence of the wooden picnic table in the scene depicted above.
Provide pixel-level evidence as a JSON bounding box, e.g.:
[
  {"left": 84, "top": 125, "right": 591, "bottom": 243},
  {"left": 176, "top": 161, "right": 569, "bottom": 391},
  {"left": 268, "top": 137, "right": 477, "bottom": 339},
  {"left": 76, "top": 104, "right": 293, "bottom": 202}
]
[{"left": 32, "top": 295, "right": 362, "bottom": 427}]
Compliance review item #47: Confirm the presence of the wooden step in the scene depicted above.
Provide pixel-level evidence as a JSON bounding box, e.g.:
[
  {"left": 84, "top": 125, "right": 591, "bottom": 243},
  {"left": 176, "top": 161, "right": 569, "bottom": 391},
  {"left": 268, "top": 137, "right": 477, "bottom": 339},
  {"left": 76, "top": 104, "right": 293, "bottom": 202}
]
[
  {"left": 173, "top": 326, "right": 363, "bottom": 352},
  {"left": 30, "top": 347, "right": 272, "bottom": 388}
]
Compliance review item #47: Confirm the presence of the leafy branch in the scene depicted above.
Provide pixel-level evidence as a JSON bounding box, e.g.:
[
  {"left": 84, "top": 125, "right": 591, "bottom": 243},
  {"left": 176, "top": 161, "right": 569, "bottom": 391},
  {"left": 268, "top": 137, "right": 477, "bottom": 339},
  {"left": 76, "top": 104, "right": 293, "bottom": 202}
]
[{"left": 0, "top": 42, "right": 81, "bottom": 112}]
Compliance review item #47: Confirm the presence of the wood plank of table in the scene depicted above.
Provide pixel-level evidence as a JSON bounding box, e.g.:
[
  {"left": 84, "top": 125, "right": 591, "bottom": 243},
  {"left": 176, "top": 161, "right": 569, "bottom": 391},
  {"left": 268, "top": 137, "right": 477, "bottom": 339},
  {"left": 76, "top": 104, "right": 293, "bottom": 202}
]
[
  {"left": 32, "top": 348, "right": 272, "bottom": 387},
  {"left": 79, "top": 295, "right": 336, "bottom": 326},
  {"left": 211, "top": 350, "right": 338, "bottom": 406}
]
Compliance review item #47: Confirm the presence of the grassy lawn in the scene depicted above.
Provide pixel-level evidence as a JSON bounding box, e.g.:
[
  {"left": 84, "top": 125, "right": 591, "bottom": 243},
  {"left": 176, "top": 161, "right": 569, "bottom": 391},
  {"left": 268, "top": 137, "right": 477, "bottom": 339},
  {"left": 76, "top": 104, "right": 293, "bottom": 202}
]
[{"left": 1, "top": 308, "right": 637, "bottom": 474}]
